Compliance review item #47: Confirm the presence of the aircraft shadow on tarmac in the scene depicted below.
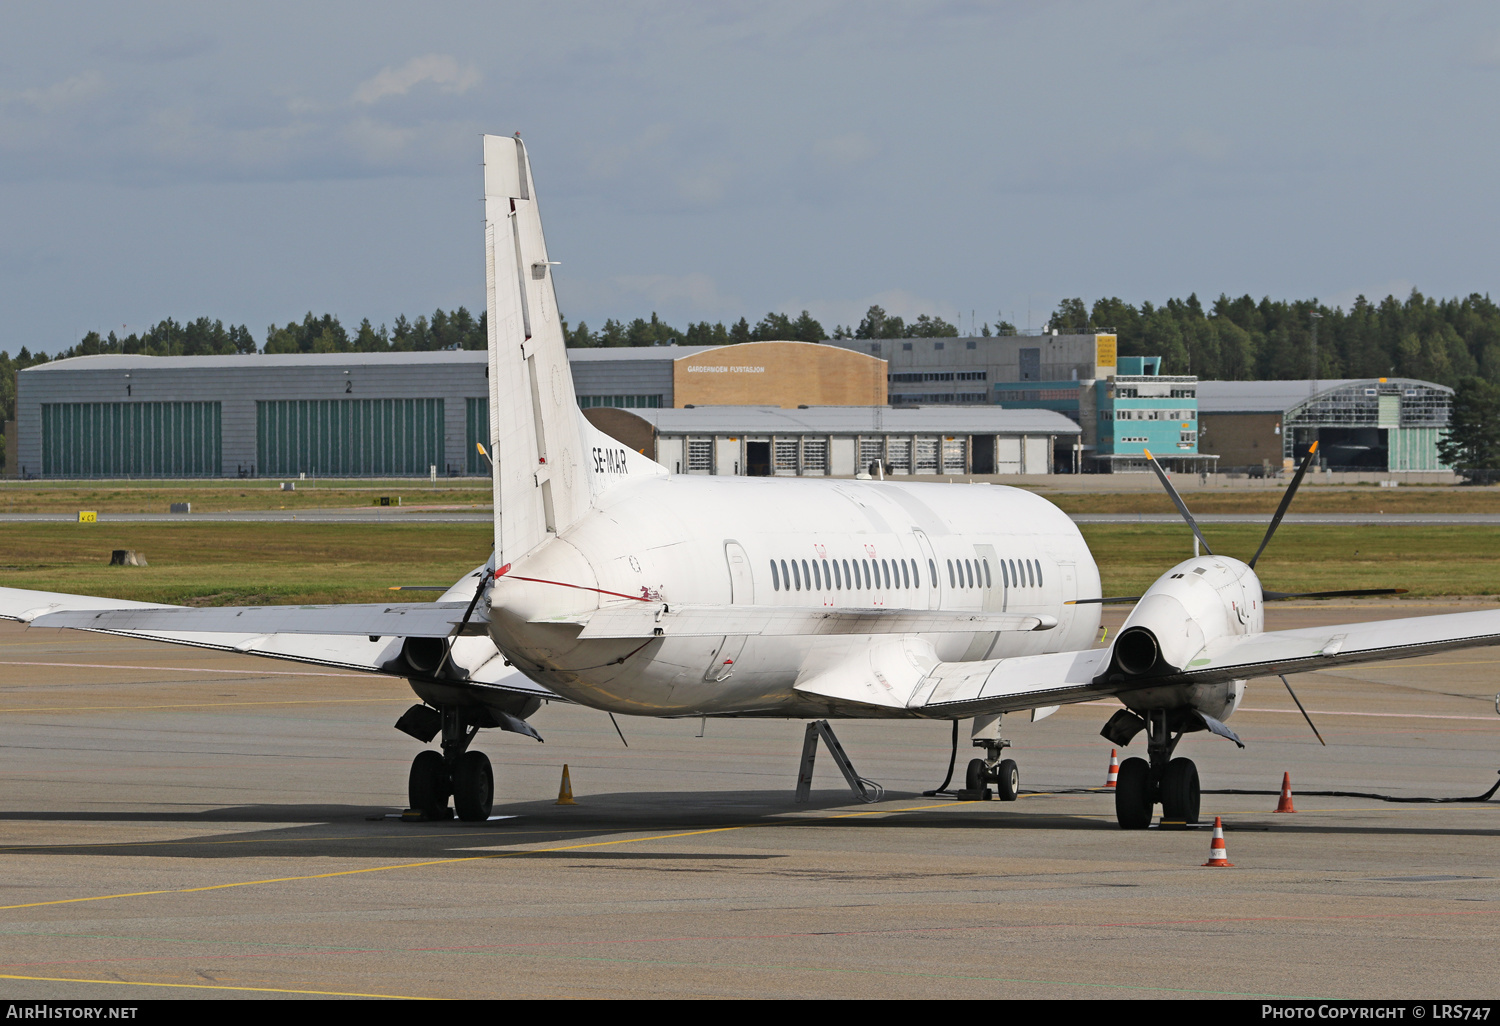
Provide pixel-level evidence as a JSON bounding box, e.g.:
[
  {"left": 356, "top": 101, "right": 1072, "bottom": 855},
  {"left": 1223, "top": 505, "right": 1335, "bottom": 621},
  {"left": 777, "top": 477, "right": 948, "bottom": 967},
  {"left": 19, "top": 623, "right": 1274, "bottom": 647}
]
[{"left": 3, "top": 790, "right": 1498, "bottom": 861}]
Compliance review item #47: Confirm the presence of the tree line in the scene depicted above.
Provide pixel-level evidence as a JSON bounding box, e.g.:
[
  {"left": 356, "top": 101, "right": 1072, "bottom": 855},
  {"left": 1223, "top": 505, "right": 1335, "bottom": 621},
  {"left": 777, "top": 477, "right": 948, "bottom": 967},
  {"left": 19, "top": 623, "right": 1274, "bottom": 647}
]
[{"left": 1048, "top": 290, "right": 1500, "bottom": 387}]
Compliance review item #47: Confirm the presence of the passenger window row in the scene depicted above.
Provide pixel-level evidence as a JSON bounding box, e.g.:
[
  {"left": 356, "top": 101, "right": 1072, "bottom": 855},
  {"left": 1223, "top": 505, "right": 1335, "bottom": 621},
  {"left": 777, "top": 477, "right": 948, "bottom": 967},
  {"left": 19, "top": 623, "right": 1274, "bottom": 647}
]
[
  {"left": 770, "top": 555, "right": 929, "bottom": 593},
  {"left": 944, "top": 556, "right": 1043, "bottom": 591}
]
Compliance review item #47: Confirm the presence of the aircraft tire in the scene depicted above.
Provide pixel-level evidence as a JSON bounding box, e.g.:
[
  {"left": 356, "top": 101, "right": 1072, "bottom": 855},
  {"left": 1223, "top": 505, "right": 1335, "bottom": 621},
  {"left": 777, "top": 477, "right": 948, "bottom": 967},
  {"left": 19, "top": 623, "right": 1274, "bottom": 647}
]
[
  {"left": 965, "top": 758, "right": 989, "bottom": 793},
  {"left": 996, "top": 759, "right": 1020, "bottom": 801},
  {"left": 453, "top": 750, "right": 494, "bottom": 822},
  {"left": 409, "top": 750, "right": 450, "bottom": 819},
  {"left": 1160, "top": 758, "right": 1200, "bottom": 824},
  {"left": 1115, "top": 757, "right": 1153, "bottom": 829}
]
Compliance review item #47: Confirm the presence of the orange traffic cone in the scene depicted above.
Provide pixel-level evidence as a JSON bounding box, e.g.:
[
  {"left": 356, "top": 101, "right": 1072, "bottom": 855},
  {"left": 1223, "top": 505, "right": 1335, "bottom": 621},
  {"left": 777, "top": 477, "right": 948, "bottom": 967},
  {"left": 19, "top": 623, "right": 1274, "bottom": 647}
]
[
  {"left": 555, "top": 764, "right": 577, "bottom": 806},
  {"left": 1104, "top": 749, "right": 1120, "bottom": 789},
  {"left": 1202, "top": 816, "right": 1234, "bottom": 867},
  {"left": 1274, "top": 772, "right": 1295, "bottom": 813}
]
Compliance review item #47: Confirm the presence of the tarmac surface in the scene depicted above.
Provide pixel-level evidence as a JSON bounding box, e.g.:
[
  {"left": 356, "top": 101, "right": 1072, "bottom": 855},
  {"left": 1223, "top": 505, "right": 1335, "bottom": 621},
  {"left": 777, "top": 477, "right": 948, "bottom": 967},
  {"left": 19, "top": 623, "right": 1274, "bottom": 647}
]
[{"left": 2, "top": 602, "right": 1500, "bottom": 999}]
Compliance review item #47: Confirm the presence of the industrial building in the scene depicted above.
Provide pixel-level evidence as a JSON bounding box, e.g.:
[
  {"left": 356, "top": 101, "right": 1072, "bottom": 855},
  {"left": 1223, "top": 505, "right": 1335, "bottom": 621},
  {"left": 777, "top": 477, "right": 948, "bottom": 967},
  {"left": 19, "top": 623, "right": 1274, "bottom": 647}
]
[
  {"left": 1196, "top": 378, "right": 1453, "bottom": 474},
  {"left": 13, "top": 344, "right": 1067, "bottom": 479},
  {"left": 13, "top": 352, "right": 488, "bottom": 480},
  {"left": 830, "top": 334, "right": 1207, "bottom": 472},
  {"left": 568, "top": 341, "right": 887, "bottom": 409},
  {"left": 581, "top": 405, "right": 1076, "bottom": 477}
]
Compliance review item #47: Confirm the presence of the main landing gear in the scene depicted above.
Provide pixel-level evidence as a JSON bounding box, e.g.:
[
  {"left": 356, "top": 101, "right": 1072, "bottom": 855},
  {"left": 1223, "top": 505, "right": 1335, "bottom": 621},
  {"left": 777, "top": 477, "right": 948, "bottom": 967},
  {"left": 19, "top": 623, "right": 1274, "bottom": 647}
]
[
  {"left": 1114, "top": 708, "right": 1199, "bottom": 829},
  {"left": 965, "top": 713, "right": 1020, "bottom": 801},
  {"left": 396, "top": 704, "right": 494, "bottom": 821}
]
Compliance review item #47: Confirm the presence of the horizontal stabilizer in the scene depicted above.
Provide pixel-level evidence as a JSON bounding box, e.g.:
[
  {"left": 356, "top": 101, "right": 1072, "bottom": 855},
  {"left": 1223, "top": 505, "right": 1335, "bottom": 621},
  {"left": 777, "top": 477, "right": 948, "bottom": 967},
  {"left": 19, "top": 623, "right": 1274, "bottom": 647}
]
[{"left": 558, "top": 604, "right": 1056, "bottom": 640}]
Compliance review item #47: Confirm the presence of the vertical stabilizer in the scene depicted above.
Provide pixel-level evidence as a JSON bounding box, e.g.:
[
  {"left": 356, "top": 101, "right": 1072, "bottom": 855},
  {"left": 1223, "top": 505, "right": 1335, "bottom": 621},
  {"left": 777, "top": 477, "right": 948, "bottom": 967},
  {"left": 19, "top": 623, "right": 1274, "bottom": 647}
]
[{"left": 484, "top": 134, "right": 589, "bottom": 567}]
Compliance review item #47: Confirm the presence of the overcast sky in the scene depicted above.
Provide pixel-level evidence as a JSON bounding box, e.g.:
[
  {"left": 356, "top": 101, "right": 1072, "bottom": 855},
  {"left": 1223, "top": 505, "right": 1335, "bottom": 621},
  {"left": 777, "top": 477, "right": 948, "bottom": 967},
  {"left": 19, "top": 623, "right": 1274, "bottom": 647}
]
[{"left": 3, "top": 2, "right": 1499, "bottom": 353}]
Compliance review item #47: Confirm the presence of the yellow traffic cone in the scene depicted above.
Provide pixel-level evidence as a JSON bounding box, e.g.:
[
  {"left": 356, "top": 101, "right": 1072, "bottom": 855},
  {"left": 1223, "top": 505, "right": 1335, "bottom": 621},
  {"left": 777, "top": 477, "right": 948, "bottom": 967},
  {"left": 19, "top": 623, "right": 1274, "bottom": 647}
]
[{"left": 555, "top": 764, "right": 577, "bottom": 805}]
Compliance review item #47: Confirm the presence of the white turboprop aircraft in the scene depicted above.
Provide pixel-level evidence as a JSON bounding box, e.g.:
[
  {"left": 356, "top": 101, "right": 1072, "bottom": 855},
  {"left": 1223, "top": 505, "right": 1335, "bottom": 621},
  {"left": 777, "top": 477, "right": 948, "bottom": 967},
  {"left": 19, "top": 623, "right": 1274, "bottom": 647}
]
[{"left": 6, "top": 134, "right": 1500, "bottom": 829}]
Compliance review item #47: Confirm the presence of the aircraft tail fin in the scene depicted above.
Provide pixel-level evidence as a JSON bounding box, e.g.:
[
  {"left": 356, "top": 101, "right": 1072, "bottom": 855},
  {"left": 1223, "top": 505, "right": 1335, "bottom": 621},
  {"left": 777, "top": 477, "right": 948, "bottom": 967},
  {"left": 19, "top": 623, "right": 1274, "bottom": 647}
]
[{"left": 484, "top": 134, "right": 591, "bottom": 567}]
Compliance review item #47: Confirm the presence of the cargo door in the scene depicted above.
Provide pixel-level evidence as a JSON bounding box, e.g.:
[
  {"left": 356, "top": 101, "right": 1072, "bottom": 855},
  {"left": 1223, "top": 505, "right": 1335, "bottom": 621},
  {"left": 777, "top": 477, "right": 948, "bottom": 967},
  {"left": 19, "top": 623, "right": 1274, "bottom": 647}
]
[{"left": 703, "top": 541, "right": 753, "bottom": 681}]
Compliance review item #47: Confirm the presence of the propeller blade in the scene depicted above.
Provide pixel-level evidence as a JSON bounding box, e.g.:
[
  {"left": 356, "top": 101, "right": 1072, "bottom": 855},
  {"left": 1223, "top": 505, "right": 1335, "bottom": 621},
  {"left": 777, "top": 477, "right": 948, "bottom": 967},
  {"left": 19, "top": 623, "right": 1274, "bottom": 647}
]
[
  {"left": 475, "top": 441, "right": 494, "bottom": 471},
  {"left": 1065, "top": 596, "right": 1143, "bottom": 605},
  {"left": 1263, "top": 588, "right": 1408, "bottom": 601},
  {"left": 1279, "top": 674, "right": 1326, "bottom": 746},
  {"left": 1142, "top": 449, "right": 1213, "bottom": 556},
  {"left": 1248, "top": 441, "right": 1319, "bottom": 570}
]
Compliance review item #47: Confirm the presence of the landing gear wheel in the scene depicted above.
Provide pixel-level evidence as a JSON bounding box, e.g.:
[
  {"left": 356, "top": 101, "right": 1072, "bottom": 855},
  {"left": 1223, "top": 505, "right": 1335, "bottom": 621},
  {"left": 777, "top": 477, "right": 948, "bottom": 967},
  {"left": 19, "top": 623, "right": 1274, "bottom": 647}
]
[
  {"left": 409, "top": 750, "right": 450, "bottom": 820},
  {"left": 1114, "top": 756, "right": 1153, "bottom": 830},
  {"left": 995, "top": 758, "right": 1020, "bottom": 801},
  {"left": 452, "top": 750, "right": 494, "bottom": 822},
  {"left": 1160, "top": 758, "right": 1200, "bottom": 824},
  {"left": 965, "top": 758, "right": 990, "bottom": 794}
]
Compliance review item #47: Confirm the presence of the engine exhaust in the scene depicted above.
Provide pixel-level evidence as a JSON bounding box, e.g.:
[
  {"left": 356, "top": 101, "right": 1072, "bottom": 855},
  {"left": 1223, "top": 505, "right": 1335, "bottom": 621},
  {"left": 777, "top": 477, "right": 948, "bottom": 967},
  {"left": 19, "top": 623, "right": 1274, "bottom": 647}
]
[{"left": 1114, "top": 626, "right": 1161, "bottom": 676}]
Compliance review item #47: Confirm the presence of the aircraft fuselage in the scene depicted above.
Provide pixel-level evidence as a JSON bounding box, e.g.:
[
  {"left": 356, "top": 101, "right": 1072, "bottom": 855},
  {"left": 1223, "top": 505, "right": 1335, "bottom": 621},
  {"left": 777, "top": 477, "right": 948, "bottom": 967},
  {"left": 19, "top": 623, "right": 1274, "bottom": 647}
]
[{"left": 487, "top": 475, "right": 1102, "bottom": 716}]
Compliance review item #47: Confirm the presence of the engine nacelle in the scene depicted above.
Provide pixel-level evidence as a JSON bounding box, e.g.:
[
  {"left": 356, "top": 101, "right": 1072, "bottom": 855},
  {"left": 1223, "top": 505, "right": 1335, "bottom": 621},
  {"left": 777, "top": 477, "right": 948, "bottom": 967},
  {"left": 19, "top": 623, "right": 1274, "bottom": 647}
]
[{"left": 1101, "top": 556, "right": 1262, "bottom": 682}]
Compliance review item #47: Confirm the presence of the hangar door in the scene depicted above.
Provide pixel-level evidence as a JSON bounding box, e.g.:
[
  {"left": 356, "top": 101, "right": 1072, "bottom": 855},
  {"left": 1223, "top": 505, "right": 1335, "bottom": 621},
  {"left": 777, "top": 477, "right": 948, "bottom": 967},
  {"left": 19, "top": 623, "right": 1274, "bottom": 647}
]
[
  {"left": 42, "top": 401, "right": 222, "bottom": 478},
  {"left": 257, "top": 398, "right": 444, "bottom": 477}
]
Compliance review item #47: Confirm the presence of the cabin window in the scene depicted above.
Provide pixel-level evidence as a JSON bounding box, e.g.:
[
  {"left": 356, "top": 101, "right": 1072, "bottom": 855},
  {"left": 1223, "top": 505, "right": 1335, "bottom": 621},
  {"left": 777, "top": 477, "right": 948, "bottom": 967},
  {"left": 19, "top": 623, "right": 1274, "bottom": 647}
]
[
  {"left": 771, "top": 560, "right": 780, "bottom": 591},
  {"left": 803, "top": 559, "right": 812, "bottom": 591},
  {"left": 812, "top": 560, "right": 821, "bottom": 590},
  {"left": 832, "top": 560, "right": 841, "bottom": 590},
  {"left": 823, "top": 559, "right": 831, "bottom": 590},
  {"left": 1009, "top": 559, "right": 1018, "bottom": 587},
  {"left": 966, "top": 560, "right": 975, "bottom": 589},
  {"left": 1025, "top": 560, "right": 1034, "bottom": 588},
  {"left": 1001, "top": 560, "right": 1009, "bottom": 588},
  {"left": 843, "top": 558, "right": 853, "bottom": 588},
  {"left": 983, "top": 559, "right": 992, "bottom": 588},
  {"left": 928, "top": 559, "right": 937, "bottom": 588},
  {"left": 1035, "top": 560, "right": 1043, "bottom": 587},
  {"left": 792, "top": 560, "right": 801, "bottom": 590},
  {"left": 781, "top": 560, "right": 790, "bottom": 591},
  {"left": 900, "top": 560, "right": 910, "bottom": 589},
  {"left": 947, "top": 560, "right": 955, "bottom": 588},
  {"left": 863, "top": 560, "right": 872, "bottom": 589},
  {"left": 883, "top": 560, "right": 892, "bottom": 589}
]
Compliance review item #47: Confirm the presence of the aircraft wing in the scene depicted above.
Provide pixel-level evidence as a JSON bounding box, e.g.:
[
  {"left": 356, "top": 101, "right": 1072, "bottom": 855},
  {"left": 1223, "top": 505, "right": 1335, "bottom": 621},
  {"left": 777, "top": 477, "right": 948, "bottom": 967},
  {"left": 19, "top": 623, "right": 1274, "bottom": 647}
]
[
  {"left": 792, "top": 637, "right": 1111, "bottom": 717},
  {"left": 0, "top": 586, "right": 558, "bottom": 702},
  {"left": 1148, "top": 607, "right": 1500, "bottom": 686},
  {"left": 555, "top": 604, "right": 1056, "bottom": 639},
  {"left": 794, "top": 607, "right": 1500, "bottom": 719},
  {"left": 25, "top": 600, "right": 486, "bottom": 637}
]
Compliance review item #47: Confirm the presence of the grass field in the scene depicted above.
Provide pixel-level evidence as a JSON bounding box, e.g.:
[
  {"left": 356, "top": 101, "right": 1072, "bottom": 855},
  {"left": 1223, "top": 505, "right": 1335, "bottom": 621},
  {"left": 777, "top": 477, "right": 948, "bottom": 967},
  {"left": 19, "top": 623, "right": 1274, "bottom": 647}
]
[
  {"left": 0, "top": 523, "right": 493, "bottom": 605},
  {"left": 1038, "top": 487, "right": 1500, "bottom": 515},
  {"left": 0, "top": 481, "right": 491, "bottom": 513},
  {"left": 3, "top": 480, "right": 1500, "bottom": 515},
  {"left": 1, "top": 521, "right": 1497, "bottom": 606}
]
